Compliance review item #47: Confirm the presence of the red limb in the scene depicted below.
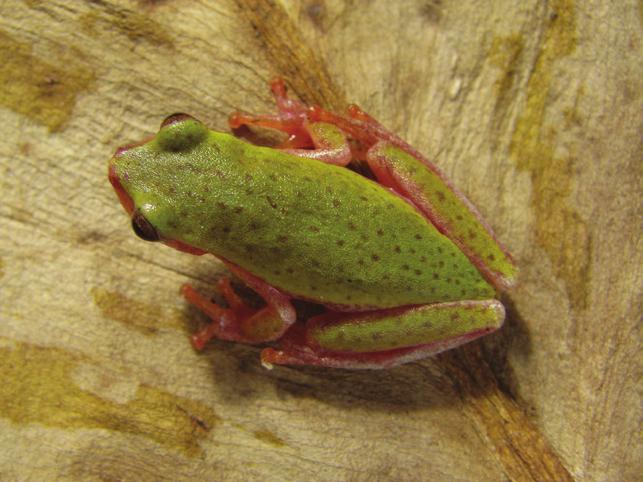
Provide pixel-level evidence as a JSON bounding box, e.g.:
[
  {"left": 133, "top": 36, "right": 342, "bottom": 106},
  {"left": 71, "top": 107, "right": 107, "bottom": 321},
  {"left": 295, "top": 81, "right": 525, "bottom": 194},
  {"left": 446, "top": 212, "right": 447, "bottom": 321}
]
[
  {"left": 229, "top": 78, "right": 312, "bottom": 148},
  {"left": 230, "top": 80, "right": 351, "bottom": 164},
  {"left": 261, "top": 326, "right": 496, "bottom": 369},
  {"left": 182, "top": 262, "right": 296, "bottom": 350},
  {"left": 260, "top": 300, "right": 504, "bottom": 369}
]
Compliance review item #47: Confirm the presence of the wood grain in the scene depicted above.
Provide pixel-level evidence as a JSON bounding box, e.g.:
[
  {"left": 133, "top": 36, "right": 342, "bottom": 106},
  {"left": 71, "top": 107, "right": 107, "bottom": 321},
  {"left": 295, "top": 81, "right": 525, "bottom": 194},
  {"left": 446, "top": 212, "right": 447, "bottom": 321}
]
[{"left": 0, "top": 1, "right": 639, "bottom": 481}]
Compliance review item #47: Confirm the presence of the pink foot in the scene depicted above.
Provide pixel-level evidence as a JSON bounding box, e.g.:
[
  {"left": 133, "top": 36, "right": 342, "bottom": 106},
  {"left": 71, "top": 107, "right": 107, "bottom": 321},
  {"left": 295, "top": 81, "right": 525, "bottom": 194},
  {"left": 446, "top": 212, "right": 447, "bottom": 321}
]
[{"left": 182, "top": 264, "right": 296, "bottom": 349}]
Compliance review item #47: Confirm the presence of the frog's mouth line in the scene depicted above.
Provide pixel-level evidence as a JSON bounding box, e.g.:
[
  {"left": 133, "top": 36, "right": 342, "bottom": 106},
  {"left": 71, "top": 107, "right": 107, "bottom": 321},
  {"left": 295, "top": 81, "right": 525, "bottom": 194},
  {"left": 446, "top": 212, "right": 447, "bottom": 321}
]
[{"left": 108, "top": 162, "right": 134, "bottom": 217}]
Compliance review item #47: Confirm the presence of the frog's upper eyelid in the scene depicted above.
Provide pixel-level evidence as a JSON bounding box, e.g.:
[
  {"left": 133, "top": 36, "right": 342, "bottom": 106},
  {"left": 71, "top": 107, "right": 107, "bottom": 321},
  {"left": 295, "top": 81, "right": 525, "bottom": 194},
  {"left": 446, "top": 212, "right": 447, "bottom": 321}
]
[{"left": 161, "top": 113, "right": 196, "bottom": 129}]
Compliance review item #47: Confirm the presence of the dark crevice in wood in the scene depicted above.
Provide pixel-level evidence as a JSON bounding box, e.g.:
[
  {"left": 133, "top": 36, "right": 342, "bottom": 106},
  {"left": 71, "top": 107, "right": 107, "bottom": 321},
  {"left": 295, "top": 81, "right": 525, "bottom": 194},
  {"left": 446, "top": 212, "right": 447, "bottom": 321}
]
[{"left": 234, "top": 0, "right": 347, "bottom": 111}]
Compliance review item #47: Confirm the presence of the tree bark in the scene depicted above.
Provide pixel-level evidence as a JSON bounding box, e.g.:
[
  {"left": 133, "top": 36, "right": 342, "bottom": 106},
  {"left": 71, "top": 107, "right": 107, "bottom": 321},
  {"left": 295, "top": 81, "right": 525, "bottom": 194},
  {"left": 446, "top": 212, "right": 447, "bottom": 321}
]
[{"left": 0, "top": 1, "right": 639, "bottom": 480}]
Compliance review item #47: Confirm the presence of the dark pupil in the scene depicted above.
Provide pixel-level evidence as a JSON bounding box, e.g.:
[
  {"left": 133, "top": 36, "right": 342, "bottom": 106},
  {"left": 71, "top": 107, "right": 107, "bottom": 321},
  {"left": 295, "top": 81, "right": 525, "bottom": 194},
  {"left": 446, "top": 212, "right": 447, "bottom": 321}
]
[{"left": 131, "top": 211, "right": 159, "bottom": 242}]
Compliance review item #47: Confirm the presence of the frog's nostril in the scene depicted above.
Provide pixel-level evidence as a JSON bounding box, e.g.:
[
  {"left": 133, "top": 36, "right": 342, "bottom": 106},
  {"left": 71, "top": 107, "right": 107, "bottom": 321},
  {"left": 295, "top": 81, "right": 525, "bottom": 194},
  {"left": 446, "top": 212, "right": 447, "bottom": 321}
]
[
  {"left": 115, "top": 145, "right": 130, "bottom": 157},
  {"left": 131, "top": 210, "right": 160, "bottom": 242},
  {"left": 114, "top": 142, "right": 138, "bottom": 157},
  {"left": 161, "top": 113, "right": 195, "bottom": 128}
]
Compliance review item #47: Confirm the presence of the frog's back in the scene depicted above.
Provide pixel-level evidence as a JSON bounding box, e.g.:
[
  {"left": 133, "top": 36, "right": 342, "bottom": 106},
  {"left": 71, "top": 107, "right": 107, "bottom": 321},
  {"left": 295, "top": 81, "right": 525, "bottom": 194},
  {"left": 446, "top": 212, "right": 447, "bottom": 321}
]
[{"left": 133, "top": 131, "right": 493, "bottom": 308}]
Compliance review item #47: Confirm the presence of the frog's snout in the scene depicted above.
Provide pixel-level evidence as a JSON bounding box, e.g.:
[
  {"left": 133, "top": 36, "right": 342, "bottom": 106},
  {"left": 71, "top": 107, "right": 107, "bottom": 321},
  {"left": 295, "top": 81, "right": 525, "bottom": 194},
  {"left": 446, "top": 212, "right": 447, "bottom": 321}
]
[
  {"left": 108, "top": 162, "right": 135, "bottom": 216},
  {"left": 114, "top": 145, "right": 130, "bottom": 157}
]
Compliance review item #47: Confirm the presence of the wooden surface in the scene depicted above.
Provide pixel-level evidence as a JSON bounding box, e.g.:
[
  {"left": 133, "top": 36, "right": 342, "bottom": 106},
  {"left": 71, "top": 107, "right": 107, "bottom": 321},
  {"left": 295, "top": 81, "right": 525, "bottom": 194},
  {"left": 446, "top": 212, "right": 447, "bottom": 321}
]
[{"left": 0, "top": 1, "right": 640, "bottom": 480}]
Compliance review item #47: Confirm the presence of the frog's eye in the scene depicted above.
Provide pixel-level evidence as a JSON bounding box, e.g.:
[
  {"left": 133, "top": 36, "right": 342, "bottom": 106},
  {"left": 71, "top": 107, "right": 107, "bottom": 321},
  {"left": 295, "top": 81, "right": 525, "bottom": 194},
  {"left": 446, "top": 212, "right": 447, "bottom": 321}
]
[
  {"left": 131, "top": 210, "right": 160, "bottom": 242},
  {"left": 161, "top": 113, "right": 194, "bottom": 128}
]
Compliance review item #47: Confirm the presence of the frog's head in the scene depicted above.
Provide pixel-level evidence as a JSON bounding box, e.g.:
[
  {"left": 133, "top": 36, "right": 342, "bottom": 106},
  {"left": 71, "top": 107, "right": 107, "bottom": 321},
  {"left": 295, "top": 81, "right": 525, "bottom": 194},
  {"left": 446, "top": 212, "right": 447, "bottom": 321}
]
[{"left": 108, "top": 113, "right": 210, "bottom": 255}]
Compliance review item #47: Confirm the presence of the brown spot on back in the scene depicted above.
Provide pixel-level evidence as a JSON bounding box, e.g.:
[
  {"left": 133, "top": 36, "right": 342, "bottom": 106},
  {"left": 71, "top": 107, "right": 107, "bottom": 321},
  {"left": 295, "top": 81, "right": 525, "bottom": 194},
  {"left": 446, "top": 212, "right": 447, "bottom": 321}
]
[{"left": 266, "top": 196, "right": 278, "bottom": 209}]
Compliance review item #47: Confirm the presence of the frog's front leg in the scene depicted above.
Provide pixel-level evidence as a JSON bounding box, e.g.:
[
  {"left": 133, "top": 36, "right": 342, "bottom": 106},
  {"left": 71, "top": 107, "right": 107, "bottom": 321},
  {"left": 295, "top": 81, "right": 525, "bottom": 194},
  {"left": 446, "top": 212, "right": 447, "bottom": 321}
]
[
  {"left": 230, "top": 80, "right": 352, "bottom": 165},
  {"left": 229, "top": 78, "right": 310, "bottom": 148},
  {"left": 261, "top": 300, "right": 504, "bottom": 369},
  {"left": 182, "top": 263, "right": 296, "bottom": 349}
]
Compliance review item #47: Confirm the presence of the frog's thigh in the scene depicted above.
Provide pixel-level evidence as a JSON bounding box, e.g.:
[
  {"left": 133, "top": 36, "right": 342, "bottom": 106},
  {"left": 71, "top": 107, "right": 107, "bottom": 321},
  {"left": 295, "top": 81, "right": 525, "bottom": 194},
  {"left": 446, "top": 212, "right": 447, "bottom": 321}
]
[
  {"left": 285, "top": 122, "right": 351, "bottom": 166},
  {"left": 262, "top": 300, "right": 504, "bottom": 369},
  {"left": 366, "top": 141, "right": 516, "bottom": 289}
]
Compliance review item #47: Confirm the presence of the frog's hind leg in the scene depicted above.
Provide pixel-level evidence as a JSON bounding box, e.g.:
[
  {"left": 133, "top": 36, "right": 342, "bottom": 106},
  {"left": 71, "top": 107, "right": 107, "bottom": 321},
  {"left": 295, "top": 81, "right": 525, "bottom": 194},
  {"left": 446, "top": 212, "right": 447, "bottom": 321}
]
[
  {"left": 364, "top": 141, "right": 516, "bottom": 290},
  {"left": 283, "top": 121, "right": 352, "bottom": 166},
  {"left": 182, "top": 263, "right": 296, "bottom": 350},
  {"left": 310, "top": 102, "right": 516, "bottom": 289},
  {"left": 260, "top": 300, "right": 504, "bottom": 369}
]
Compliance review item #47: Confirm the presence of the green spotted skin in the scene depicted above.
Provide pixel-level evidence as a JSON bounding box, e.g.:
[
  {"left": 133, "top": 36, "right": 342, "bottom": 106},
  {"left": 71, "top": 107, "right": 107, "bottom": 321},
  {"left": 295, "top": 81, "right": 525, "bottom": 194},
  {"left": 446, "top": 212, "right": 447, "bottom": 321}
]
[
  {"left": 371, "top": 144, "right": 515, "bottom": 284},
  {"left": 311, "top": 301, "right": 503, "bottom": 352},
  {"left": 307, "top": 122, "right": 345, "bottom": 146},
  {"left": 112, "top": 119, "right": 494, "bottom": 308}
]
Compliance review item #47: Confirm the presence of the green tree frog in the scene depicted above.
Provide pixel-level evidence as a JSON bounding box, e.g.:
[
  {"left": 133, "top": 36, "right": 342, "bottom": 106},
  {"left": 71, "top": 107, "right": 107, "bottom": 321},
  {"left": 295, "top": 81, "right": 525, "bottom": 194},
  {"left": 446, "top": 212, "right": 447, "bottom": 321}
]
[{"left": 108, "top": 79, "right": 516, "bottom": 369}]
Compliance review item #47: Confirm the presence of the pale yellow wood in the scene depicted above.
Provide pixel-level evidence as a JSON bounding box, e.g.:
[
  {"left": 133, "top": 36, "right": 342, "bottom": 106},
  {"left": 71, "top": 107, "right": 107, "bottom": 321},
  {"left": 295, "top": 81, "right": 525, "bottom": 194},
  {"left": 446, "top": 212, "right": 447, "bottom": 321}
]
[{"left": 0, "top": 1, "right": 639, "bottom": 481}]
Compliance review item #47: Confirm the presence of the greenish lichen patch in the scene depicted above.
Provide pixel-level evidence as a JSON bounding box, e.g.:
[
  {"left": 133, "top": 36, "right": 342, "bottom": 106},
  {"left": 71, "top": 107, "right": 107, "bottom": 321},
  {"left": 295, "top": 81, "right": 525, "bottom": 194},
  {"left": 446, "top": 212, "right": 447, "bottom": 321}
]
[
  {"left": 0, "top": 30, "right": 95, "bottom": 131},
  {"left": 0, "top": 340, "right": 219, "bottom": 456},
  {"left": 80, "top": 4, "right": 174, "bottom": 48},
  {"left": 488, "top": 33, "right": 525, "bottom": 137},
  {"left": 91, "top": 287, "right": 185, "bottom": 335},
  {"left": 509, "top": 0, "right": 591, "bottom": 311},
  {"left": 253, "top": 429, "right": 287, "bottom": 447}
]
